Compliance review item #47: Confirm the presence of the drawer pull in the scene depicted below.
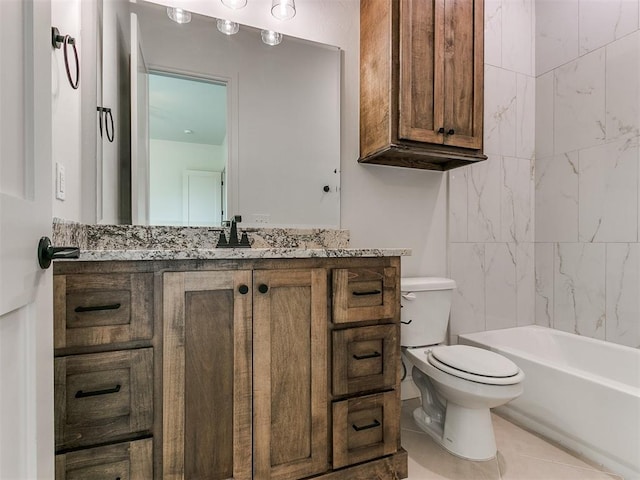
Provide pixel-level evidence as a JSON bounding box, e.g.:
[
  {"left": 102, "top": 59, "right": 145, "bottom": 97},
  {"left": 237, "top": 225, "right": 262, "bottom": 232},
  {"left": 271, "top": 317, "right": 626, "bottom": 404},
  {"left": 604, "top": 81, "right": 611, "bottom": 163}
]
[
  {"left": 352, "top": 351, "right": 381, "bottom": 360},
  {"left": 352, "top": 290, "right": 381, "bottom": 296},
  {"left": 74, "top": 303, "right": 121, "bottom": 313},
  {"left": 352, "top": 419, "right": 381, "bottom": 432},
  {"left": 75, "top": 384, "right": 121, "bottom": 398}
]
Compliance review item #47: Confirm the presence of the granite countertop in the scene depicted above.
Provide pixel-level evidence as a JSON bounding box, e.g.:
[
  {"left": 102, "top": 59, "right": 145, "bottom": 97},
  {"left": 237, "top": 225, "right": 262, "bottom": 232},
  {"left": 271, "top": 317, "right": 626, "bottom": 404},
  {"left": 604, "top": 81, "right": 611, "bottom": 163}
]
[
  {"left": 73, "top": 247, "right": 411, "bottom": 261},
  {"left": 52, "top": 219, "right": 410, "bottom": 261}
]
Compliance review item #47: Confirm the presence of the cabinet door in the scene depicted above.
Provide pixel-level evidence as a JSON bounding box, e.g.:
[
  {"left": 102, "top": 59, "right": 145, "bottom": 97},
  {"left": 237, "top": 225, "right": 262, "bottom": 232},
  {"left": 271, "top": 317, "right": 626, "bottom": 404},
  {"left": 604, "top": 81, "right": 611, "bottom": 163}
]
[
  {"left": 163, "top": 271, "right": 252, "bottom": 480},
  {"left": 442, "top": 0, "right": 484, "bottom": 149},
  {"left": 399, "top": 0, "right": 445, "bottom": 144},
  {"left": 399, "top": 0, "right": 483, "bottom": 150},
  {"left": 253, "top": 269, "right": 328, "bottom": 480}
]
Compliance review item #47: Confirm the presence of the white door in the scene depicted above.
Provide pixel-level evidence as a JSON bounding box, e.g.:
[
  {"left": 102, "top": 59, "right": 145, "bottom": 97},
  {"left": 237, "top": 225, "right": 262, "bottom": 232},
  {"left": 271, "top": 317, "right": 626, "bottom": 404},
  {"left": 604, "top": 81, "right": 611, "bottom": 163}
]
[
  {"left": 0, "top": 0, "right": 54, "bottom": 478},
  {"left": 183, "top": 170, "right": 222, "bottom": 226}
]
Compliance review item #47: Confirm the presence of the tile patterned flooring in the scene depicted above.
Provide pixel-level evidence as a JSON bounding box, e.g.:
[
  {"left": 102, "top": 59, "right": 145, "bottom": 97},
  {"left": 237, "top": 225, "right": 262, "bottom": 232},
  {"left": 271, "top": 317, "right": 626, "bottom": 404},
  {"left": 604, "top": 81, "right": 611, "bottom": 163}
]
[{"left": 401, "top": 399, "right": 623, "bottom": 480}]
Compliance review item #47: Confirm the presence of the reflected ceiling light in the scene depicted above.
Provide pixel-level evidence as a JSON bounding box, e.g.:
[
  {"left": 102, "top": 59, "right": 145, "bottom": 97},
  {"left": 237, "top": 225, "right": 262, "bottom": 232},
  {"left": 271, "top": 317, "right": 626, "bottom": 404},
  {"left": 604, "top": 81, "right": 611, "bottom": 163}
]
[
  {"left": 184, "top": 129, "right": 193, "bottom": 134},
  {"left": 221, "top": 0, "right": 247, "bottom": 9},
  {"left": 166, "top": 7, "right": 191, "bottom": 24},
  {"left": 217, "top": 18, "right": 240, "bottom": 35},
  {"left": 271, "top": 0, "right": 296, "bottom": 20},
  {"left": 261, "top": 30, "right": 282, "bottom": 46}
]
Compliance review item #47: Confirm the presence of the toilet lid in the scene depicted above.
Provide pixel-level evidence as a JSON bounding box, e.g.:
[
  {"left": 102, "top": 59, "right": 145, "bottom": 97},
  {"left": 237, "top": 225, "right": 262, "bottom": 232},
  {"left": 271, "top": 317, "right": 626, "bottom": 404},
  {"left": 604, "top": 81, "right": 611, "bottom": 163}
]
[{"left": 429, "top": 345, "right": 521, "bottom": 383}]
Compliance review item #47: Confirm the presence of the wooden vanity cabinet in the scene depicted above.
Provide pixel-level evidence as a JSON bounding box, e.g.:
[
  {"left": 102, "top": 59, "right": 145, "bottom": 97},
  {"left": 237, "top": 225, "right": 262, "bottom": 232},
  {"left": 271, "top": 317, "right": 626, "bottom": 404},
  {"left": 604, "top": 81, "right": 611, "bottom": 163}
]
[
  {"left": 359, "top": 0, "right": 486, "bottom": 170},
  {"left": 54, "top": 257, "right": 406, "bottom": 480}
]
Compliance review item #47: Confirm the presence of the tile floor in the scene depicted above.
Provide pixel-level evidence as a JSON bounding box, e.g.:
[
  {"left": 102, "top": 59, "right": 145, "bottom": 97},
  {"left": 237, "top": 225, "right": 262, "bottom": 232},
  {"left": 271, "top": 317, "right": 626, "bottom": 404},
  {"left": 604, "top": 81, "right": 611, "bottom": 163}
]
[{"left": 401, "top": 398, "right": 622, "bottom": 480}]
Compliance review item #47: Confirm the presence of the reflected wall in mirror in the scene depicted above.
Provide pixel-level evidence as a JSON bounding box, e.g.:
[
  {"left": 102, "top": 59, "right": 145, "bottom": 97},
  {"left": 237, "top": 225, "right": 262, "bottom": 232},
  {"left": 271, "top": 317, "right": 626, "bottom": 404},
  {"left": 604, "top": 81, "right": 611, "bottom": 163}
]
[{"left": 96, "top": 0, "right": 341, "bottom": 228}]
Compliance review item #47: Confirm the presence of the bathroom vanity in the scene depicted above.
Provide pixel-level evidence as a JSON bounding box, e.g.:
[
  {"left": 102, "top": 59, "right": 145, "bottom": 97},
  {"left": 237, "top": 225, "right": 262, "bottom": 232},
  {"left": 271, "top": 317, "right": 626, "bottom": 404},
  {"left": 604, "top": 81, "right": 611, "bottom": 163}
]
[{"left": 51, "top": 233, "right": 409, "bottom": 480}]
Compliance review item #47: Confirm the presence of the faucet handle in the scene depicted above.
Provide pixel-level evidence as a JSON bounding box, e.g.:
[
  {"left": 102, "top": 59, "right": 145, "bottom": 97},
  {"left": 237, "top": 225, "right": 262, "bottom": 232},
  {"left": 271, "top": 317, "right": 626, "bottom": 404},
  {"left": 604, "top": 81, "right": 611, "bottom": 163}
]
[
  {"left": 239, "top": 232, "right": 250, "bottom": 247},
  {"left": 216, "top": 232, "right": 229, "bottom": 247}
]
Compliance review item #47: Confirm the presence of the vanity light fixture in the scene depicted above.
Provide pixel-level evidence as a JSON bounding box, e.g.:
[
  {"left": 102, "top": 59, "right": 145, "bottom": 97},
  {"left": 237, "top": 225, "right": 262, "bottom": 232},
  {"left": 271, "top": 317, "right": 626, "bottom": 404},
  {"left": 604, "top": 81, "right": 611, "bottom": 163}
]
[
  {"left": 166, "top": 7, "right": 192, "bottom": 24},
  {"left": 217, "top": 18, "right": 240, "bottom": 35},
  {"left": 261, "top": 30, "right": 282, "bottom": 46},
  {"left": 221, "top": 0, "right": 247, "bottom": 9},
  {"left": 271, "top": 0, "right": 296, "bottom": 20}
]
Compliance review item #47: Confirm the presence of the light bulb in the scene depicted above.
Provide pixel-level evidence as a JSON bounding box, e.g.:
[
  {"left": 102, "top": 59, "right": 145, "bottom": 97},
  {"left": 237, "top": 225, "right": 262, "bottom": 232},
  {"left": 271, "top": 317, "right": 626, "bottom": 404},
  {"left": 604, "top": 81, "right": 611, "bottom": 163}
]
[
  {"left": 167, "top": 7, "right": 191, "bottom": 24},
  {"left": 271, "top": 0, "right": 296, "bottom": 20},
  {"left": 261, "top": 30, "right": 283, "bottom": 46},
  {"left": 217, "top": 19, "right": 240, "bottom": 35},
  {"left": 221, "top": 0, "right": 247, "bottom": 8}
]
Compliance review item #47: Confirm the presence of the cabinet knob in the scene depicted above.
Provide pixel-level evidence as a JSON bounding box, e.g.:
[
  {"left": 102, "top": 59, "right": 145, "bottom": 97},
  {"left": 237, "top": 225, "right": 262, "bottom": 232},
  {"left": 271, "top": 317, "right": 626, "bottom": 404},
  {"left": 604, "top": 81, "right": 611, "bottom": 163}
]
[
  {"left": 258, "top": 284, "right": 269, "bottom": 294},
  {"left": 238, "top": 285, "right": 249, "bottom": 294},
  {"left": 447, "top": 129, "right": 455, "bottom": 135},
  {"left": 437, "top": 127, "right": 445, "bottom": 134}
]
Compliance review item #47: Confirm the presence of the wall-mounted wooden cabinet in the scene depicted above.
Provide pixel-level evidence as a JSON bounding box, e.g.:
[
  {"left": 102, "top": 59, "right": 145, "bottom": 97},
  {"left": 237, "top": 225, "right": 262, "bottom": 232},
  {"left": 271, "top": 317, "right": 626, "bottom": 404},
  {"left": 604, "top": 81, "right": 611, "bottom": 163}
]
[{"left": 359, "top": 0, "right": 486, "bottom": 171}]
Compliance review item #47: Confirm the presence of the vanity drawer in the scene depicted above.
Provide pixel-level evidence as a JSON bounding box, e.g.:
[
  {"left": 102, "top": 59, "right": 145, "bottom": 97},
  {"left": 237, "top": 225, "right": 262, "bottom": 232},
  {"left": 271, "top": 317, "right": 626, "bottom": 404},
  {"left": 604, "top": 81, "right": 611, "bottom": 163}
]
[
  {"left": 332, "top": 324, "right": 399, "bottom": 396},
  {"left": 332, "top": 267, "right": 397, "bottom": 324},
  {"left": 55, "top": 348, "right": 153, "bottom": 450},
  {"left": 54, "top": 273, "right": 154, "bottom": 348},
  {"left": 55, "top": 438, "right": 153, "bottom": 480},
  {"left": 332, "top": 391, "right": 399, "bottom": 468}
]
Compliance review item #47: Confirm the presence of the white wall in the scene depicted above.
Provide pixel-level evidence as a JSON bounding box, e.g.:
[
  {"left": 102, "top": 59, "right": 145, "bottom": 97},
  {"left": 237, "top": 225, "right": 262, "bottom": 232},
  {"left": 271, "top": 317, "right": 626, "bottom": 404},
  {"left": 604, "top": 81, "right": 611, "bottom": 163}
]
[
  {"left": 447, "top": 0, "right": 536, "bottom": 343},
  {"left": 149, "top": 139, "right": 225, "bottom": 225},
  {"left": 534, "top": 0, "right": 640, "bottom": 348},
  {"left": 51, "top": 0, "right": 82, "bottom": 221}
]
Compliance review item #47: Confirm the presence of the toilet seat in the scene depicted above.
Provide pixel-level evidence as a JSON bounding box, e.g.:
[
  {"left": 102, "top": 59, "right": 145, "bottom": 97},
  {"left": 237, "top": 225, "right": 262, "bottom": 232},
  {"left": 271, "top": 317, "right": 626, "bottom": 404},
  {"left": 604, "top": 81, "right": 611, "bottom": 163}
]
[{"left": 427, "top": 345, "right": 524, "bottom": 385}]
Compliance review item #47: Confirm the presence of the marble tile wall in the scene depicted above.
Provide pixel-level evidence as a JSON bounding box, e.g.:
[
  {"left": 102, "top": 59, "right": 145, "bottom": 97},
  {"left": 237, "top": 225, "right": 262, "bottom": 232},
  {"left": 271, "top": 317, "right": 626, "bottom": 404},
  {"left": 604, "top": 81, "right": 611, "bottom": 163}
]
[
  {"left": 448, "top": 0, "right": 536, "bottom": 343},
  {"left": 534, "top": 0, "right": 640, "bottom": 348}
]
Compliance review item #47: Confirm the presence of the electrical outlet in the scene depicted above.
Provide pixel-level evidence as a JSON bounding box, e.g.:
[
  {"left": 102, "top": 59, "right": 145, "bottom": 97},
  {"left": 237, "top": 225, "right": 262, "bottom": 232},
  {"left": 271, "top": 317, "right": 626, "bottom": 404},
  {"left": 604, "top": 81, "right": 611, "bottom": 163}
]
[
  {"left": 252, "top": 214, "right": 270, "bottom": 224},
  {"left": 55, "top": 162, "right": 66, "bottom": 200}
]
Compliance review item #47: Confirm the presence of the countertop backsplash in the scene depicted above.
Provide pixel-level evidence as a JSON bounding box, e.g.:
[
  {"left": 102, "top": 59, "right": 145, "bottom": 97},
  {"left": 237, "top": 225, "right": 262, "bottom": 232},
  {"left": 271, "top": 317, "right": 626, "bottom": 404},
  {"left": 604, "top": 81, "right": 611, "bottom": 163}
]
[{"left": 52, "top": 218, "right": 350, "bottom": 251}]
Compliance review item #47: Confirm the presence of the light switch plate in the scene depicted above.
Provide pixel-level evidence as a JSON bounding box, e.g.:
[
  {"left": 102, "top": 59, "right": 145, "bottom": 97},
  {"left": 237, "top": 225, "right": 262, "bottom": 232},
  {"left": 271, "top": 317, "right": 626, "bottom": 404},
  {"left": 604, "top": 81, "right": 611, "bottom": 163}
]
[{"left": 55, "top": 162, "right": 66, "bottom": 200}]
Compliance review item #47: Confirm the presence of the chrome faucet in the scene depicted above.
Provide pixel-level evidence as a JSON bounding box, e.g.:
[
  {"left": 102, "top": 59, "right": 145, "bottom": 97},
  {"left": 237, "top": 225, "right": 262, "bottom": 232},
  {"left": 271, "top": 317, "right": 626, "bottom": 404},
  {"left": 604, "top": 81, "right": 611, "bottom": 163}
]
[{"left": 217, "top": 215, "right": 251, "bottom": 248}]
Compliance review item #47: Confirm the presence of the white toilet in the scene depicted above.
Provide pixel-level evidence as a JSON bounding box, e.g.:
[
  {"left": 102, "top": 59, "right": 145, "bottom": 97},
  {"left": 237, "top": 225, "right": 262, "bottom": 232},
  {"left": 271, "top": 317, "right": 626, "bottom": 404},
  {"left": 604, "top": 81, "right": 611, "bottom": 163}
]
[{"left": 401, "top": 277, "right": 524, "bottom": 461}]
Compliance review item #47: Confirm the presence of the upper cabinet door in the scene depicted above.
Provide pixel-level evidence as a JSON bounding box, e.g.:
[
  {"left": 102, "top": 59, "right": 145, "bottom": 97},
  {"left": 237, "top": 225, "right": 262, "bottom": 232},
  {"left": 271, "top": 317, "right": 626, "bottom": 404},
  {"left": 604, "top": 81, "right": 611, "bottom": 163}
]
[
  {"left": 399, "top": 0, "right": 444, "bottom": 144},
  {"left": 399, "top": 0, "right": 483, "bottom": 149},
  {"left": 442, "top": 0, "right": 484, "bottom": 149}
]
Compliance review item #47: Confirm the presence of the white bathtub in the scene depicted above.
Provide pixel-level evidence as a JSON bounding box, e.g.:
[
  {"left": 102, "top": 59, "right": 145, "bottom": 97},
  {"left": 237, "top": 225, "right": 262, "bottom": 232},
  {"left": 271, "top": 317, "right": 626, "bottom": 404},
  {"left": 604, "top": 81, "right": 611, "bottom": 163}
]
[{"left": 459, "top": 325, "right": 640, "bottom": 479}]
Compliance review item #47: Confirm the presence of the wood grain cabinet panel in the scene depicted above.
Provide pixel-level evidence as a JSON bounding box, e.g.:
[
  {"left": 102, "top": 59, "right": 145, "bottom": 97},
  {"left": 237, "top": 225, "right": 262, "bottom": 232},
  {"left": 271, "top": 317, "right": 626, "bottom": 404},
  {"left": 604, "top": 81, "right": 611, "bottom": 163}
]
[
  {"left": 332, "top": 267, "right": 398, "bottom": 324},
  {"left": 55, "top": 438, "right": 153, "bottom": 480},
  {"left": 162, "top": 270, "right": 253, "bottom": 480},
  {"left": 333, "top": 324, "right": 399, "bottom": 396},
  {"left": 360, "top": 0, "right": 485, "bottom": 170},
  {"left": 332, "top": 391, "right": 399, "bottom": 469},
  {"left": 253, "top": 269, "right": 328, "bottom": 480},
  {"left": 54, "top": 348, "right": 153, "bottom": 450},
  {"left": 54, "top": 273, "right": 153, "bottom": 348}
]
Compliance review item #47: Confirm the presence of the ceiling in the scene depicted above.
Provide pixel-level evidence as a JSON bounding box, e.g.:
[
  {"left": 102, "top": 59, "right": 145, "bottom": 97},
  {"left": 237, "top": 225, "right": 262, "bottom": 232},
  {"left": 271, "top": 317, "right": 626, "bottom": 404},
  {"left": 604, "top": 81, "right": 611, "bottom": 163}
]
[{"left": 148, "top": 73, "right": 227, "bottom": 146}]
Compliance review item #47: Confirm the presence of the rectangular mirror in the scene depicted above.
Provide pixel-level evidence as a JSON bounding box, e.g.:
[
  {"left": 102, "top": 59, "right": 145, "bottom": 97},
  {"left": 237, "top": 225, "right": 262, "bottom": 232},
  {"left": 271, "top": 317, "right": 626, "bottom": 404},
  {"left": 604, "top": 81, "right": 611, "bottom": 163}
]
[{"left": 95, "top": 0, "right": 341, "bottom": 228}]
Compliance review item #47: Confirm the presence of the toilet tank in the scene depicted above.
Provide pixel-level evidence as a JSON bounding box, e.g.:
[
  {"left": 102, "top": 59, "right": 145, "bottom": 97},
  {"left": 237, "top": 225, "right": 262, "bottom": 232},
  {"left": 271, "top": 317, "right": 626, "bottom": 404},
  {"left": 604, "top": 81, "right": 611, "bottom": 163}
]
[{"left": 400, "top": 277, "right": 456, "bottom": 347}]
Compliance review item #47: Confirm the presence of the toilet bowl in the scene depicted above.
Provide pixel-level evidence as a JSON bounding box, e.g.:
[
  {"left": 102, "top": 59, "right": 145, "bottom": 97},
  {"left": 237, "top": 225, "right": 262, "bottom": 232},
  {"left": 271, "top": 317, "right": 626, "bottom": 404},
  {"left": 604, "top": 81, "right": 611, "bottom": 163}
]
[{"left": 401, "top": 277, "right": 524, "bottom": 461}]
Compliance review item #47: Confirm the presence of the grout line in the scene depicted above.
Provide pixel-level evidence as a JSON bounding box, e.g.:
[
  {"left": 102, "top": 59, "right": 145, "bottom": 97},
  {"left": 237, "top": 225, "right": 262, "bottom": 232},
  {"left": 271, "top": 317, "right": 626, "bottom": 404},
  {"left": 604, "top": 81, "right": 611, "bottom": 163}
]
[{"left": 506, "top": 452, "right": 624, "bottom": 479}]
